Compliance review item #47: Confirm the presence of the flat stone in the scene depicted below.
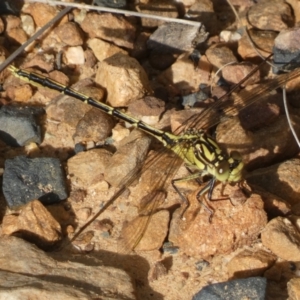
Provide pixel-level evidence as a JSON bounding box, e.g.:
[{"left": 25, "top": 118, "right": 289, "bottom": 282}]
[
  {"left": 0, "top": 236, "right": 135, "bottom": 299},
  {"left": 147, "top": 22, "right": 207, "bottom": 54},
  {"left": 0, "top": 106, "right": 43, "bottom": 147},
  {"left": 3, "top": 156, "right": 67, "bottom": 208}
]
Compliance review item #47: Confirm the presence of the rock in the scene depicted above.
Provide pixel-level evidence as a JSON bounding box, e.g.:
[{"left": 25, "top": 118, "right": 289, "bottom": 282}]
[
  {"left": 73, "top": 106, "right": 115, "bottom": 145},
  {"left": 0, "top": 106, "right": 43, "bottom": 146},
  {"left": 6, "top": 26, "right": 27, "bottom": 46},
  {"left": 206, "top": 44, "right": 238, "bottom": 69},
  {"left": 104, "top": 130, "right": 151, "bottom": 187},
  {"left": 273, "top": 26, "right": 300, "bottom": 71},
  {"left": 181, "top": 91, "right": 209, "bottom": 108},
  {"left": 246, "top": 159, "right": 300, "bottom": 206},
  {"left": 287, "top": 278, "right": 300, "bottom": 300},
  {"left": 148, "top": 261, "right": 168, "bottom": 282},
  {"left": 251, "top": 187, "right": 291, "bottom": 218},
  {"left": 64, "top": 46, "right": 85, "bottom": 65},
  {"left": 261, "top": 217, "right": 300, "bottom": 261},
  {"left": 80, "top": 12, "right": 136, "bottom": 49},
  {"left": 55, "top": 22, "right": 84, "bottom": 46},
  {"left": 169, "top": 183, "right": 267, "bottom": 259},
  {"left": 24, "top": 2, "right": 67, "bottom": 27},
  {"left": 186, "top": 0, "right": 218, "bottom": 35},
  {"left": 147, "top": 22, "right": 207, "bottom": 54},
  {"left": 121, "top": 192, "right": 169, "bottom": 251},
  {"left": 130, "top": 31, "right": 151, "bottom": 60},
  {"left": 2, "top": 200, "right": 62, "bottom": 248},
  {"left": 238, "top": 29, "right": 277, "bottom": 61},
  {"left": 67, "top": 148, "right": 112, "bottom": 189},
  {"left": 159, "top": 53, "right": 212, "bottom": 94},
  {"left": 95, "top": 52, "right": 152, "bottom": 107},
  {"left": 248, "top": 0, "right": 293, "bottom": 31},
  {"left": 149, "top": 52, "right": 176, "bottom": 70},
  {"left": 20, "top": 14, "right": 35, "bottom": 36},
  {"left": 0, "top": 236, "right": 135, "bottom": 299},
  {"left": 217, "top": 115, "right": 300, "bottom": 172},
  {"left": 222, "top": 62, "right": 260, "bottom": 86},
  {"left": 43, "top": 79, "right": 106, "bottom": 153},
  {"left": 3, "top": 156, "right": 67, "bottom": 207},
  {"left": 227, "top": 249, "right": 276, "bottom": 279},
  {"left": 87, "top": 38, "right": 127, "bottom": 61},
  {"left": 136, "top": 1, "right": 178, "bottom": 28},
  {"left": 21, "top": 53, "right": 55, "bottom": 73},
  {"left": 193, "top": 277, "right": 267, "bottom": 300},
  {"left": 127, "top": 96, "right": 165, "bottom": 126}
]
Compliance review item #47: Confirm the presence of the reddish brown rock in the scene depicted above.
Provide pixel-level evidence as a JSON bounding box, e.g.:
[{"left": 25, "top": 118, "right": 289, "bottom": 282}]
[
  {"left": 127, "top": 96, "right": 165, "bottom": 126},
  {"left": 159, "top": 53, "right": 212, "bottom": 94},
  {"left": 136, "top": 1, "right": 178, "bottom": 27},
  {"left": 248, "top": 0, "right": 293, "bottom": 31},
  {"left": 222, "top": 62, "right": 260, "bottom": 86},
  {"left": 95, "top": 52, "right": 152, "bottom": 107},
  {"left": 238, "top": 29, "right": 277, "bottom": 61},
  {"left": 169, "top": 183, "right": 267, "bottom": 259},
  {"left": 206, "top": 44, "right": 237, "bottom": 69},
  {"left": 2, "top": 200, "right": 62, "bottom": 247},
  {"left": 288, "top": 278, "right": 300, "bottom": 299},
  {"left": 261, "top": 217, "right": 300, "bottom": 261},
  {"left": 81, "top": 12, "right": 136, "bottom": 49},
  {"left": 55, "top": 22, "right": 84, "bottom": 46},
  {"left": 67, "top": 148, "right": 112, "bottom": 189},
  {"left": 87, "top": 38, "right": 127, "bottom": 61},
  {"left": 24, "top": 3, "right": 67, "bottom": 27},
  {"left": 246, "top": 159, "right": 300, "bottom": 206},
  {"left": 227, "top": 249, "right": 276, "bottom": 279}
]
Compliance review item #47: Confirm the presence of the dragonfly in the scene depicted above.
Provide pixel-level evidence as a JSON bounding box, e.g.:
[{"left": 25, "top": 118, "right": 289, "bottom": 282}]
[{"left": 8, "top": 62, "right": 300, "bottom": 251}]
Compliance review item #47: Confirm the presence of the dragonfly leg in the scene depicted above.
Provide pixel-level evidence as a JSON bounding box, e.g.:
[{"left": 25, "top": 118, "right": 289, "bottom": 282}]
[{"left": 172, "top": 171, "right": 203, "bottom": 220}]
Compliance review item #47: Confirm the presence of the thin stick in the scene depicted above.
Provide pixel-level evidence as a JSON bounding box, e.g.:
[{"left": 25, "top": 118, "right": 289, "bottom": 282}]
[
  {"left": 0, "top": 6, "right": 72, "bottom": 72},
  {"left": 282, "top": 87, "right": 300, "bottom": 148},
  {"left": 24, "top": 0, "right": 201, "bottom": 26}
]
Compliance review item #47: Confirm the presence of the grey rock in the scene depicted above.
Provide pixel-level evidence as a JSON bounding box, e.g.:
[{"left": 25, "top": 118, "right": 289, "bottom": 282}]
[
  {"left": 3, "top": 156, "right": 67, "bottom": 207},
  {"left": 147, "top": 22, "right": 207, "bottom": 54},
  {"left": 193, "top": 277, "right": 267, "bottom": 300},
  {"left": 0, "top": 105, "right": 43, "bottom": 147}
]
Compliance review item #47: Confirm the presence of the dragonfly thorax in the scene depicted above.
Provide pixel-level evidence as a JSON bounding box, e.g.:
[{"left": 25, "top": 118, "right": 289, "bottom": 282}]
[{"left": 178, "top": 129, "right": 244, "bottom": 185}]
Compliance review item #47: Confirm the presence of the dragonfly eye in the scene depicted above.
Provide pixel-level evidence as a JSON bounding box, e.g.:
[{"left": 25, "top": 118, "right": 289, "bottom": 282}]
[
  {"left": 215, "top": 160, "right": 230, "bottom": 181},
  {"left": 230, "top": 151, "right": 242, "bottom": 162}
]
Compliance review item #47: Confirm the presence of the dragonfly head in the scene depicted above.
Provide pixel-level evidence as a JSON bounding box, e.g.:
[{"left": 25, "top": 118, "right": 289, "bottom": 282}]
[
  {"left": 213, "top": 151, "right": 243, "bottom": 183},
  {"left": 227, "top": 151, "right": 244, "bottom": 183}
]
